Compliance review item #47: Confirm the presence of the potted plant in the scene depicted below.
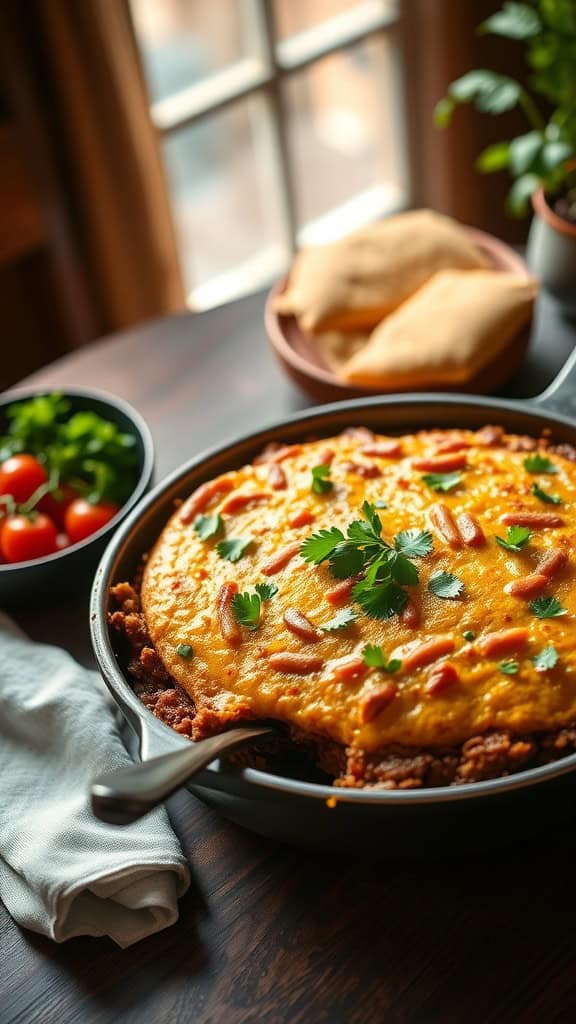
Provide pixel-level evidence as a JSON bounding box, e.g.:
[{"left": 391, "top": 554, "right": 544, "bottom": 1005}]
[{"left": 435, "top": 0, "right": 576, "bottom": 314}]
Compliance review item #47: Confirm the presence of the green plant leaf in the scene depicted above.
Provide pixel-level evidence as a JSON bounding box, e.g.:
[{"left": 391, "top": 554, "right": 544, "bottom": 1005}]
[
  {"left": 310, "top": 464, "right": 333, "bottom": 495},
  {"left": 362, "top": 644, "right": 402, "bottom": 673},
  {"left": 428, "top": 571, "right": 465, "bottom": 599},
  {"left": 300, "top": 527, "right": 345, "bottom": 564},
  {"left": 352, "top": 577, "right": 408, "bottom": 620},
  {"left": 524, "top": 454, "right": 558, "bottom": 474},
  {"left": 216, "top": 537, "right": 253, "bottom": 563},
  {"left": 479, "top": 2, "right": 541, "bottom": 39},
  {"left": 421, "top": 472, "right": 462, "bottom": 493},
  {"left": 529, "top": 596, "right": 567, "bottom": 619},
  {"left": 231, "top": 591, "right": 261, "bottom": 630},
  {"left": 509, "top": 130, "right": 544, "bottom": 176},
  {"left": 499, "top": 659, "right": 519, "bottom": 675},
  {"left": 255, "top": 582, "right": 278, "bottom": 601},
  {"left": 495, "top": 525, "right": 532, "bottom": 552},
  {"left": 387, "top": 551, "right": 420, "bottom": 586},
  {"left": 463, "top": 630, "right": 476, "bottom": 641},
  {"left": 394, "top": 528, "right": 434, "bottom": 558},
  {"left": 329, "top": 541, "right": 367, "bottom": 580},
  {"left": 541, "top": 140, "right": 574, "bottom": 172},
  {"left": 532, "top": 644, "right": 559, "bottom": 670},
  {"left": 176, "top": 644, "right": 193, "bottom": 659},
  {"left": 193, "top": 512, "right": 223, "bottom": 540},
  {"left": 434, "top": 96, "right": 456, "bottom": 127},
  {"left": 506, "top": 173, "right": 540, "bottom": 216},
  {"left": 531, "top": 482, "right": 562, "bottom": 504},
  {"left": 476, "top": 141, "right": 511, "bottom": 172},
  {"left": 321, "top": 608, "right": 357, "bottom": 633}
]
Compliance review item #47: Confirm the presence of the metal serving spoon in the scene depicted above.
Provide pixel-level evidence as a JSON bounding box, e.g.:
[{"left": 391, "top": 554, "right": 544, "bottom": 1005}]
[{"left": 91, "top": 725, "right": 274, "bottom": 825}]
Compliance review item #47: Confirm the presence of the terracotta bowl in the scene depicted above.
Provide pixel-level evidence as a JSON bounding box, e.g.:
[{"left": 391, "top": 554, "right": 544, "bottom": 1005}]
[{"left": 265, "top": 227, "right": 533, "bottom": 403}]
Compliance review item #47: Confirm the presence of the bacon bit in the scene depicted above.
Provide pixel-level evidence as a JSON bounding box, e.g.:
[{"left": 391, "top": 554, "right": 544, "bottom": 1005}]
[
  {"left": 397, "top": 477, "right": 410, "bottom": 490},
  {"left": 501, "top": 512, "right": 565, "bottom": 529},
  {"left": 426, "top": 661, "right": 459, "bottom": 695},
  {"left": 216, "top": 582, "right": 241, "bottom": 647},
  {"left": 261, "top": 541, "right": 302, "bottom": 575},
  {"left": 326, "top": 578, "right": 356, "bottom": 606},
  {"left": 170, "top": 580, "right": 181, "bottom": 590},
  {"left": 180, "top": 477, "right": 234, "bottom": 524},
  {"left": 330, "top": 654, "right": 367, "bottom": 682},
  {"left": 478, "top": 628, "right": 529, "bottom": 657},
  {"left": 341, "top": 460, "right": 381, "bottom": 479},
  {"left": 268, "top": 463, "right": 287, "bottom": 490},
  {"left": 359, "top": 682, "right": 397, "bottom": 723},
  {"left": 476, "top": 425, "right": 504, "bottom": 447},
  {"left": 412, "top": 452, "right": 467, "bottom": 472},
  {"left": 429, "top": 502, "right": 462, "bottom": 549},
  {"left": 456, "top": 512, "right": 485, "bottom": 547},
  {"left": 269, "top": 652, "right": 324, "bottom": 675},
  {"left": 538, "top": 548, "right": 568, "bottom": 579},
  {"left": 401, "top": 636, "right": 455, "bottom": 672},
  {"left": 220, "top": 491, "right": 269, "bottom": 514},
  {"left": 318, "top": 447, "right": 335, "bottom": 465},
  {"left": 289, "top": 509, "right": 315, "bottom": 529},
  {"left": 360, "top": 440, "right": 404, "bottom": 458},
  {"left": 283, "top": 607, "right": 320, "bottom": 642},
  {"left": 268, "top": 444, "right": 302, "bottom": 464},
  {"left": 399, "top": 596, "right": 420, "bottom": 628},
  {"left": 504, "top": 573, "right": 548, "bottom": 598},
  {"left": 434, "top": 439, "right": 471, "bottom": 454}
]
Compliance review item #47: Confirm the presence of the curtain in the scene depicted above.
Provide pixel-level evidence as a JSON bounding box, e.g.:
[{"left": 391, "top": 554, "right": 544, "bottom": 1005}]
[
  {"left": 401, "top": 0, "right": 532, "bottom": 243},
  {"left": 1, "top": 0, "right": 186, "bottom": 343}
]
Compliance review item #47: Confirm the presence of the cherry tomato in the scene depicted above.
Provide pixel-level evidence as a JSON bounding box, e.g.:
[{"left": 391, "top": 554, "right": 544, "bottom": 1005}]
[
  {"left": 64, "top": 498, "right": 120, "bottom": 544},
  {"left": 0, "top": 455, "right": 47, "bottom": 504},
  {"left": 1, "top": 513, "right": 58, "bottom": 563},
  {"left": 38, "top": 483, "right": 78, "bottom": 527}
]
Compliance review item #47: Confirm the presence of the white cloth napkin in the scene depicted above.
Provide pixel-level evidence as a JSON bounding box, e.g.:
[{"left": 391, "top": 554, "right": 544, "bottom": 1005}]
[{"left": 0, "top": 613, "right": 190, "bottom": 948}]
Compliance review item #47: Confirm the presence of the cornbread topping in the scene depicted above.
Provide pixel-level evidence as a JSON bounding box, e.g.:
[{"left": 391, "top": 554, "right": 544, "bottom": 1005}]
[{"left": 134, "top": 426, "right": 576, "bottom": 767}]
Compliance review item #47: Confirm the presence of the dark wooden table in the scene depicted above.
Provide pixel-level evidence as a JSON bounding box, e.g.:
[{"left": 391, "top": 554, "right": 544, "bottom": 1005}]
[{"left": 3, "top": 289, "right": 576, "bottom": 1024}]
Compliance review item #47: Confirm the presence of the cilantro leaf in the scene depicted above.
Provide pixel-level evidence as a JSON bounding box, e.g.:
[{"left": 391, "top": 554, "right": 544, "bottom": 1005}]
[
  {"left": 194, "top": 512, "right": 223, "bottom": 540},
  {"left": 362, "top": 644, "right": 402, "bottom": 673},
  {"left": 311, "top": 464, "right": 333, "bottom": 495},
  {"left": 531, "top": 482, "right": 562, "bottom": 505},
  {"left": 231, "top": 591, "right": 261, "bottom": 630},
  {"left": 428, "top": 571, "right": 464, "bottom": 599},
  {"left": 375, "top": 499, "right": 388, "bottom": 509},
  {"left": 463, "top": 630, "right": 475, "bottom": 641},
  {"left": 352, "top": 577, "right": 408, "bottom": 620},
  {"left": 176, "top": 644, "right": 193, "bottom": 659},
  {"left": 387, "top": 551, "right": 419, "bottom": 586},
  {"left": 329, "top": 541, "right": 367, "bottom": 580},
  {"left": 532, "top": 645, "right": 558, "bottom": 671},
  {"left": 255, "top": 582, "right": 278, "bottom": 601},
  {"left": 529, "top": 596, "right": 567, "bottom": 619},
  {"left": 300, "top": 527, "right": 345, "bottom": 564},
  {"left": 523, "top": 454, "right": 558, "bottom": 474},
  {"left": 499, "top": 659, "right": 519, "bottom": 675},
  {"left": 421, "top": 472, "right": 462, "bottom": 492},
  {"left": 361, "top": 500, "right": 382, "bottom": 538},
  {"left": 216, "top": 537, "right": 253, "bottom": 563},
  {"left": 394, "top": 528, "right": 433, "bottom": 558},
  {"left": 495, "top": 526, "right": 531, "bottom": 552},
  {"left": 321, "top": 607, "right": 357, "bottom": 632}
]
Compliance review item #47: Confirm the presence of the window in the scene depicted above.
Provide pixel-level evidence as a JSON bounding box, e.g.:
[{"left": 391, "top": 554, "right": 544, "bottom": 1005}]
[{"left": 130, "top": 0, "right": 406, "bottom": 309}]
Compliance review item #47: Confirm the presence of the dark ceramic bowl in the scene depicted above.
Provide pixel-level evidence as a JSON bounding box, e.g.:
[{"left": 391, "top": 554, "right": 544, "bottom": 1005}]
[
  {"left": 0, "top": 387, "right": 154, "bottom": 607},
  {"left": 91, "top": 347, "right": 576, "bottom": 855}
]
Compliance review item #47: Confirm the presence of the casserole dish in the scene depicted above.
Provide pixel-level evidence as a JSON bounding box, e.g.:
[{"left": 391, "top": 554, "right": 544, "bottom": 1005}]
[{"left": 91, "top": 347, "right": 576, "bottom": 854}]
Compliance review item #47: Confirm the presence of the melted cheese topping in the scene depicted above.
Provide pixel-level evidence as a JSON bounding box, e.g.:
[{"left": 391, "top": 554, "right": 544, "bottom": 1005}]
[{"left": 141, "top": 428, "right": 576, "bottom": 752}]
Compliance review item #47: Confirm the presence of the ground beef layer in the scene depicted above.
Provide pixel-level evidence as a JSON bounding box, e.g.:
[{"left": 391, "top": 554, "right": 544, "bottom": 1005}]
[{"left": 109, "top": 581, "right": 576, "bottom": 790}]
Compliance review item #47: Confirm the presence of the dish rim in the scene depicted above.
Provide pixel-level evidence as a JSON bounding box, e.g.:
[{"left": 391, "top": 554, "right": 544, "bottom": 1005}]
[{"left": 90, "top": 390, "right": 576, "bottom": 806}]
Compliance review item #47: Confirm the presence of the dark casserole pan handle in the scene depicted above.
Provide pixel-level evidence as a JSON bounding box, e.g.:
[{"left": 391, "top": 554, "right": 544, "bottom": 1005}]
[{"left": 535, "top": 342, "right": 576, "bottom": 417}]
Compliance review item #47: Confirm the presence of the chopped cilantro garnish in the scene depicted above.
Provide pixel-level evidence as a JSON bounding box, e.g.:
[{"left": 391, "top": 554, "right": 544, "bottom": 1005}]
[
  {"left": 352, "top": 575, "right": 408, "bottom": 620},
  {"left": 495, "top": 526, "right": 531, "bottom": 552},
  {"left": 216, "top": 537, "right": 253, "bottom": 563},
  {"left": 531, "top": 482, "right": 562, "bottom": 505},
  {"left": 499, "top": 659, "right": 519, "bottom": 675},
  {"left": 311, "top": 464, "right": 333, "bottom": 495},
  {"left": 394, "top": 528, "right": 433, "bottom": 559},
  {"left": 231, "top": 582, "right": 277, "bottom": 630},
  {"left": 463, "top": 630, "right": 475, "bottom": 641},
  {"left": 300, "top": 526, "right": 345, "bottom": 565},
  {"left": 176, "top": 644, "right": 193, "bottom": 659},
  {"left": 194, "top": 512, "right": 223, "bottom": 540},
  {"left": 532, "top": 645, "right": 559, "bottom": 671},
  {"left": 321, "top": 607, "right": 357, "bottom": 632},
  {"left": 523, "top": 454, "right": 558, "bottom": 474},
  {"left": 421, "top": 472, "right": 462, "bottom": 492},
  {"left": 428, "top": 571, "right": 464, "bottom": 599},
  {"left": 362, "top": 644, "right": 402, "bottom": 673},
  {"left": 255, "top": 582, "right": 278, "bottom": 601},
  {"left": 529, "top": 596, "right": 567, "bottom": 619}
]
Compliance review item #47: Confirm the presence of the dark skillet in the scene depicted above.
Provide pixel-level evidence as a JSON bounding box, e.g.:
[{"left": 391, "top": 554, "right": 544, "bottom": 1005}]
[{"left": 91, "top": 347, "right": 576, "bottom": 855}]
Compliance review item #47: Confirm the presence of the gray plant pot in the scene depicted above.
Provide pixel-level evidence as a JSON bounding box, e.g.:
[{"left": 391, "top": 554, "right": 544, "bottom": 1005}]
[{"left": 526, "top": 187, "right": 576, "bottom": 316}]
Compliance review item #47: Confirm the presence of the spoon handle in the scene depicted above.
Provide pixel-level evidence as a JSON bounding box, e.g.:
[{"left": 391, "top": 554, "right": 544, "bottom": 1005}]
[{"left": 91, "top": 725, "right": 273, "bottom": 825}]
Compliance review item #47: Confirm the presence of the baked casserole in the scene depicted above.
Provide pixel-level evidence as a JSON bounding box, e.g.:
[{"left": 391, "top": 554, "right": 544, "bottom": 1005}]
[{"left": 110, "top": 425, "right": 576, "bottom": 789}]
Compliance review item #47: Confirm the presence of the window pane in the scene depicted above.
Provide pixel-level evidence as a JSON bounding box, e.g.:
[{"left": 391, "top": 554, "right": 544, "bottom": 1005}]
[
  {"left": 273, "top": 0, "right": 396, "bottom": 39},
  {"left": 131, "top": 0, "right": 260, "bottom": 103},
  {"left": 161, "top": 97, "right": 288, "bottom": 301},
  {"left": 283, "top": 34, "right": 404, "bottom": 235}
]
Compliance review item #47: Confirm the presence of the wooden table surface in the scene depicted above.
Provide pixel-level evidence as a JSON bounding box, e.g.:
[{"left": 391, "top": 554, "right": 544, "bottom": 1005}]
[{"left": 3, "top": 290, "right": 576, "bottom": 1024}]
